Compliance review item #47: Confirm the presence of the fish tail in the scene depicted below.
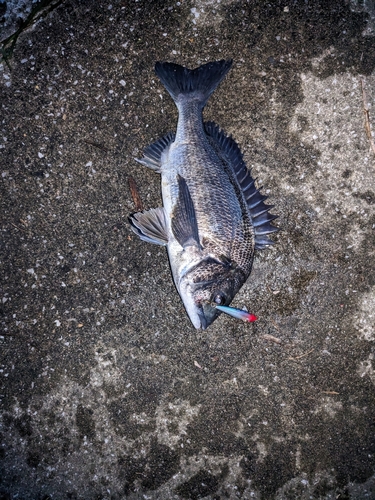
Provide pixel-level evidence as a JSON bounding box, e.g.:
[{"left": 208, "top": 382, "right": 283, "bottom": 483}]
[{"left": 155, "top": 59, "right": 233, "bottom": 108}]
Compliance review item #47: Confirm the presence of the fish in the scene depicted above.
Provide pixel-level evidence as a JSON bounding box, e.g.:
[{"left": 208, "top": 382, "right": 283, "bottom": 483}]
[{"left": 129, "top": 60, "right": 278, "bottom": 329}]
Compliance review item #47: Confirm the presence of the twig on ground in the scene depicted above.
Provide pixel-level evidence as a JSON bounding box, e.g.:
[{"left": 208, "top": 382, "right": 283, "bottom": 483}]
[
  {"left": 10, "top": 222, "right": 27, "bottom": 232},
  {"left": 360, "top": 78, "right": 375, "bottom": 156},
  {"left": 270, "top": 319, "right": 280, "bottom": 331},
  {"left": 262, "top": 333, "right": 282, "bottom": 344},
  {"left": 288, "top": 348, "right": 314, "bottom": 360},
  {"left": 83, "top": 139, "right": 109, "bottom": 152},
  {"left": 128, "top": 176, "right": 144, "bottom": 211}
]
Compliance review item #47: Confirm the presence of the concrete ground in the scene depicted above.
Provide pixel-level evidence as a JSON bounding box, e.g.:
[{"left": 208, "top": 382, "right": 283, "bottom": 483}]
[{"left": 1, "top": 0, "right": 375, "bottom": 498}]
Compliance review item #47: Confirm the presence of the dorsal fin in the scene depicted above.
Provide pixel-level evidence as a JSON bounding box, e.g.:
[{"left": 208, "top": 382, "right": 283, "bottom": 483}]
[
  {"left": 205, "top": 121, "right": 278, "bottom": 250},
  {"left": 135, "top": 131, "right": 175, "bottom": 172}
]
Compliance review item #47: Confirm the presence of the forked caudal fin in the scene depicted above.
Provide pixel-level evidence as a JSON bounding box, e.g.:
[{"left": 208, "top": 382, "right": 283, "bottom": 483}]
[{"left": 155, "top": 59, "right": 233, "bottom": 107}]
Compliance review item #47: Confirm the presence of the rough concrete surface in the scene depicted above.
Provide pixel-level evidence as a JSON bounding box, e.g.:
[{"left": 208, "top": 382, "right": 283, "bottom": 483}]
[
  {"left": 1, "top": 0, "right": 375, "bottom": 498},
  {"left": 0, "top": 0, "right": 37, "bottom": 42}
]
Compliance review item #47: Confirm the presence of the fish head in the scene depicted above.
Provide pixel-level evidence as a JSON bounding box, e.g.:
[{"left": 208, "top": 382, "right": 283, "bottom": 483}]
[{"left": 179, "top": 257, "right": 246, "bottom": 329}]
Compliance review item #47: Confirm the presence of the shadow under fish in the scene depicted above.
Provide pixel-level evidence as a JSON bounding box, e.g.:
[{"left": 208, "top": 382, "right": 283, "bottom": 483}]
[{"left": 129, "top": 59, "right": 278, "bottom": 329}]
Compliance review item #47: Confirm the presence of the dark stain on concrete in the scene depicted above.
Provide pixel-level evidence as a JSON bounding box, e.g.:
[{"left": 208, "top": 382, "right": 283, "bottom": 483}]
[
  {"left": 252, "top": 442, "right": 296, "bottom": 499},
  {"left": 175, "top": 467, "right": 225, "bottom": 499},
  {"left": 353, "top": 190, "right": 375, "bottom": 205},
  {"left": 119, "top": 440, "right": 180, "bottom": 493},
  {"left": 75, "top": 404, "right": 95, "bottom": 441}
]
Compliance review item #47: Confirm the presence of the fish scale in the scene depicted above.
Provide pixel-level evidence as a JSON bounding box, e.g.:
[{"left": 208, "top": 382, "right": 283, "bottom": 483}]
[
  {"left": 129, "top": 60, "right": 278, "bottom": 329},
  {"left": 163, "top": 142, "right": 240, "bottom": 249}
]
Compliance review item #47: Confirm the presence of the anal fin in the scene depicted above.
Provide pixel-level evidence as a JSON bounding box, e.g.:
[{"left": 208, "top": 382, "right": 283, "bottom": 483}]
[{"left": 129, "top": 207, "right": 168, "bottom": 246}]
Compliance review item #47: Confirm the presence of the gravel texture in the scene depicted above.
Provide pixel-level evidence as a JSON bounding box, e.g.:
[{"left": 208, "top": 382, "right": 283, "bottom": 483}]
[
  {"left": 1, "top": 0, "right": 41, "bottom": 42},
  {"left": 1, "top": 0, "right": 375, "bottom": 498}
]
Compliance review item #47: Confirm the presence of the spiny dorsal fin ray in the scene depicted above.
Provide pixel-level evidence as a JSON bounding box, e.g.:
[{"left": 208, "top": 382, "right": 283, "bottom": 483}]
[
  {"left": 251, "top": 204, "right": 275, "bottom": 219},
  {"left": 135, "top": 131, "right": 175, "bottom": 172},
  {"left": 204, "top": 121, "right": 278, "bottom": 249},
  {"left": 253, "top": 212, "right": 278, "bottom": 227},
  {"left": 255, "top": 236, "right": 276, "bottom": 250},
  {"left": 171, "top": 175, "right": 201, "bottom": 249},
  {"left": 129, "top": 207, "right": 168, "bottom": 246}
]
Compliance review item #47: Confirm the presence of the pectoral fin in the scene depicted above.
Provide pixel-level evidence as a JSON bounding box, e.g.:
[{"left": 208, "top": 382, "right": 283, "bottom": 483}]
[
  {"left": 129, "top": 207, "right": 168, "bottom": 246},
  {"left": 171, "top": 175, "right": 201, "bottom": 249}
]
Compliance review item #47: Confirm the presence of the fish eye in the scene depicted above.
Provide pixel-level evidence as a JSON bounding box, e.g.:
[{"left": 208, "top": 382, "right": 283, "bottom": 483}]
[{"left": 214, "top": 293, "right": 226, "bottom": 305}]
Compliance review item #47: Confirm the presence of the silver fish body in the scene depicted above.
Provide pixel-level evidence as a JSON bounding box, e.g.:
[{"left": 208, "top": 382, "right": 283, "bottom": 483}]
[{"left": 130, "top": 60, "right": 278, "bottom": 329}]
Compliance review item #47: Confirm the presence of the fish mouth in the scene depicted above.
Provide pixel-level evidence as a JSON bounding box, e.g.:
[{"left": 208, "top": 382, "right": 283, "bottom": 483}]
[{"left": 197, "top": 303, "right": 219, "bottom": 330}]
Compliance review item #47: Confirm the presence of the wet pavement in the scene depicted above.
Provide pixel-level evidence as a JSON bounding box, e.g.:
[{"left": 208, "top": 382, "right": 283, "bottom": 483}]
[{"left": 1, "top": 0, "right": 375, "bottom": 498}]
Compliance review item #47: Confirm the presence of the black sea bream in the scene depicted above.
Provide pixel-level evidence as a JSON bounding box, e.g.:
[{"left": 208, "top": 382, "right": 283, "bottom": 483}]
[{"left": 130, "top": 60, "right": 278, "bottom": 329}]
